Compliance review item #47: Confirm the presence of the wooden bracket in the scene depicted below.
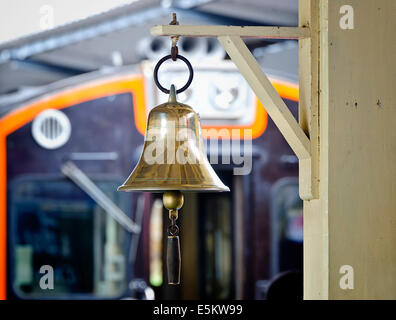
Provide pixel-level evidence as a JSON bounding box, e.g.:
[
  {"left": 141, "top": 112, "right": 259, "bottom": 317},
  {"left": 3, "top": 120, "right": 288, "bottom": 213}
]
[
  {"left": 150, "top": 24, "right": 319, "bottom": 200},
  {"left": 151, "top": 25, "right": 310, "bottom": 39}
]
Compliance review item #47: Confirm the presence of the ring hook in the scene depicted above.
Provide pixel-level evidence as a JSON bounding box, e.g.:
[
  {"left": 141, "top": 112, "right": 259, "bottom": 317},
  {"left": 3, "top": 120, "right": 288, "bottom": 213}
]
[{"left": 153, "top": 54, "right": 194, "bottom": 94}]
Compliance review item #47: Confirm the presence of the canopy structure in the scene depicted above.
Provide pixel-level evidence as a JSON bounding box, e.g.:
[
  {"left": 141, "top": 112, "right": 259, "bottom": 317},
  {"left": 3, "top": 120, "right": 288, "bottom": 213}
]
[{"left": 0, "top": 0, "right": 297, "bottom": 96}]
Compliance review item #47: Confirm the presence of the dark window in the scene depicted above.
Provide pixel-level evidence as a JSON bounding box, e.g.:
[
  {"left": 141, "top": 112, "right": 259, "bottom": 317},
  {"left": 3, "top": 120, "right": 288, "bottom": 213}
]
[{"left": 10, "top": 176, "right": 130, "bottom": 299}]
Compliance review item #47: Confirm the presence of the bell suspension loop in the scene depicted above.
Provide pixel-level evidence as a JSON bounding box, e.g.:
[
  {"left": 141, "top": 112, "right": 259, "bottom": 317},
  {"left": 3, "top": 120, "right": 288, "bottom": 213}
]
[
  {"left": 169, "top": 84, "right": 177, "bottom": 103},
  {"left": 153, "top": 24, "right": 194, "bottom": 95}
]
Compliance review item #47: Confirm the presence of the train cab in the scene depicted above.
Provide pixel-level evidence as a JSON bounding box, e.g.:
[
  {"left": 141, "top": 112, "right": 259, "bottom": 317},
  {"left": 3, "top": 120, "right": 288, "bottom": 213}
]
[
  {"left": 0, "top": 54, "right": 302, "bottom": 299},
  {"left": 0, "top": 1, "right": 303, "bottom": 301}
]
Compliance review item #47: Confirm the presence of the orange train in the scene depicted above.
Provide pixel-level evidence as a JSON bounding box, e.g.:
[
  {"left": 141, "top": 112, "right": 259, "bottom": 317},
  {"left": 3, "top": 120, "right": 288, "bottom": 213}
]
[{"left": 0, "top": 62, "right": 302, "bottom": 299}]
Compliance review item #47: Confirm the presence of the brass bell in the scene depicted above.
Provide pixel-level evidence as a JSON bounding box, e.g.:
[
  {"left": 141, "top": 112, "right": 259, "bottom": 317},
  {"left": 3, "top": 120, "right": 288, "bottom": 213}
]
[
  {"left": 118, "top": 52, "right": 229, "bottom": 285},
  {"left": 118, "top": 85, "right": 229, "bottom": 193}
]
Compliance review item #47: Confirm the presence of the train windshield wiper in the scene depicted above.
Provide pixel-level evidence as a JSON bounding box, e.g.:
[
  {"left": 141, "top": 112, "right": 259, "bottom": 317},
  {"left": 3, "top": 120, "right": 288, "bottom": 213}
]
[{"left": 61, "top": 161, "right": 140, "bottom": 234}]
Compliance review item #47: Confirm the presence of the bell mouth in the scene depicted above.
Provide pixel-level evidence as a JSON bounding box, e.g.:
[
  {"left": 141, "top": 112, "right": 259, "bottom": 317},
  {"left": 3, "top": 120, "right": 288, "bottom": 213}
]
[
  {"left": 117, "top": 90, "right": 231, "bottom": 194},
  {"left": 117, "top": 185, "right": 230, "bottom": 193}
]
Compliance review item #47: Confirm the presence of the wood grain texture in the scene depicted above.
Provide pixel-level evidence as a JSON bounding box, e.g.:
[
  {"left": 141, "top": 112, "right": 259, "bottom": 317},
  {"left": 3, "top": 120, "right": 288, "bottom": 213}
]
[{"left": 314, "top": 0, "right": 396, "bottom": 299}]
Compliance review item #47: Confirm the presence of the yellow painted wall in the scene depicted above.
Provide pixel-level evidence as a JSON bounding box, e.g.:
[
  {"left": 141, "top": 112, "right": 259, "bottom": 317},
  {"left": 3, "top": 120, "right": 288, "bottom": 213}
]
[{"left": 305, "top": 0, "right": 396, "bottom": 299}]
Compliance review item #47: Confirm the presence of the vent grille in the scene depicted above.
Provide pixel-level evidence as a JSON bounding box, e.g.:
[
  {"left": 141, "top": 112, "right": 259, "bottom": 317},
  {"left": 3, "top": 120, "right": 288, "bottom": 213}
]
[{"left": 32, "top": 109, "right": 71, "bottom": 149}]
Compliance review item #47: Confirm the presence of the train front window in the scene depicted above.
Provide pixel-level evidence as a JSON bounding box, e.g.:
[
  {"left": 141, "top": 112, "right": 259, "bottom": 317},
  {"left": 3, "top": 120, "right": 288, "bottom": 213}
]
[{"left": 10, "top": 177, "right": 129, "bottom": 299}]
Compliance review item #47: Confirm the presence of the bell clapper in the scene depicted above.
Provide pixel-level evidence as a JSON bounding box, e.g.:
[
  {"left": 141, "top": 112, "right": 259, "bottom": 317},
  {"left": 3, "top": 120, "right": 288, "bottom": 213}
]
[{"left": 163, "top": 190, "right": 184, "bottom": 285}]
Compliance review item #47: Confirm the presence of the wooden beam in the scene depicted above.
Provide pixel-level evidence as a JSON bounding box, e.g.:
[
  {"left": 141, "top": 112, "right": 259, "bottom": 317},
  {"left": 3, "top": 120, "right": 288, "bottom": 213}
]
[
  {"left": 299, "top": 0, "right": 325, "bottom": 299},
  {"left": 151, "top": 25, "right": 310, "bottom": 39},
  {"left": 323, "top": 0, "right": 396, "bottom": 300},
  {"left": 299, "top": 0, "right": 320, "bottom": 201},
  {"left": 217, "top": 35, "right": 311, "bottom": 161}
]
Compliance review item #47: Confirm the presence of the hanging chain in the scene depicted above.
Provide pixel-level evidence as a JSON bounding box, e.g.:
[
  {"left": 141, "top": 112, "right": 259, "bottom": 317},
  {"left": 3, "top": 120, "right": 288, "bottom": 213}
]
[
  {"left": 167, "top": 212, "right": 181, "bottom": 284},
  {"left": 168, "top": 214, "right": 179, "bottom": 236},
  {"left": 153, "top": 13, "right": 193, "bottom": 94}
]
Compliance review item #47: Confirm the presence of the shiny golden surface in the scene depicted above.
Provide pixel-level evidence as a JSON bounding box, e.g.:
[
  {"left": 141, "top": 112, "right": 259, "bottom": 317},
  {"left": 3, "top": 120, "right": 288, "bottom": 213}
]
[
  {"left": 163, "top": 191, "right": 184, "bottom": 210},
  {"left": 118, "top": 86, "right": 230, "bottom": 193}
]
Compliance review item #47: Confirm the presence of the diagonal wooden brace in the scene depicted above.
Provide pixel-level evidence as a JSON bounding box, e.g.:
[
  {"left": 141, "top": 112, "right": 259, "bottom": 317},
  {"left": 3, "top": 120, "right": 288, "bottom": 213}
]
[
  {"left": 217, "top": 36, "right": 315, "bottom": 200},
  {"left": 218, "top": 36, "right": 311, "bottom": 159}
]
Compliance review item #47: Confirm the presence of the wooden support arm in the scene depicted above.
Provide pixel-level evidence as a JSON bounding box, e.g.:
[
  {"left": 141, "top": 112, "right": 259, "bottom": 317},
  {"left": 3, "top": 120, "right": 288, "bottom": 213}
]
[
  {"left": 150, "top": 24, "right": 318, "bottom": 200},
  {"left": 151, "top": 25, "right": 310, "bottom": 39}
]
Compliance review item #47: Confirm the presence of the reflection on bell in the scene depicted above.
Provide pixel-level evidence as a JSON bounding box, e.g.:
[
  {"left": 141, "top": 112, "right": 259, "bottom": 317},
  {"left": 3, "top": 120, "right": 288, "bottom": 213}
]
[{"left": 118, "top": 85, "right": 229, "bottom": 193}]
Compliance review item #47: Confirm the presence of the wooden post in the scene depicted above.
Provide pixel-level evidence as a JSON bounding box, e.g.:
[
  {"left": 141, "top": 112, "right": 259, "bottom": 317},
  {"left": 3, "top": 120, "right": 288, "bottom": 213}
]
[{"left": 317, "top": 0, "right": 396, "bottom": 299}]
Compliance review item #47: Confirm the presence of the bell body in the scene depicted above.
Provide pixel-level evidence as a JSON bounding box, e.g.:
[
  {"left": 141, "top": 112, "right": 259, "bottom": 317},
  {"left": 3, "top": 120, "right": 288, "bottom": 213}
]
[{"left": 118, "top": 86, "right": 229, "bottom": 192}]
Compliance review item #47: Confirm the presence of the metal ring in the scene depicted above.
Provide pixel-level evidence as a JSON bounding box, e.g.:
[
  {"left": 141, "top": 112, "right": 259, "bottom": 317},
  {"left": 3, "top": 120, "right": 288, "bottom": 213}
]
[{"left": 153, "top": 54, "right": 194, "bottom": 94}]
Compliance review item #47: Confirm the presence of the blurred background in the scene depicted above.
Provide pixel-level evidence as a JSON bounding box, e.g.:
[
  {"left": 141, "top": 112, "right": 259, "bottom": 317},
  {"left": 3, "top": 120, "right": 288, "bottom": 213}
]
[{"left": 0, "top": 0, "right": 303, "bottom": 300}]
